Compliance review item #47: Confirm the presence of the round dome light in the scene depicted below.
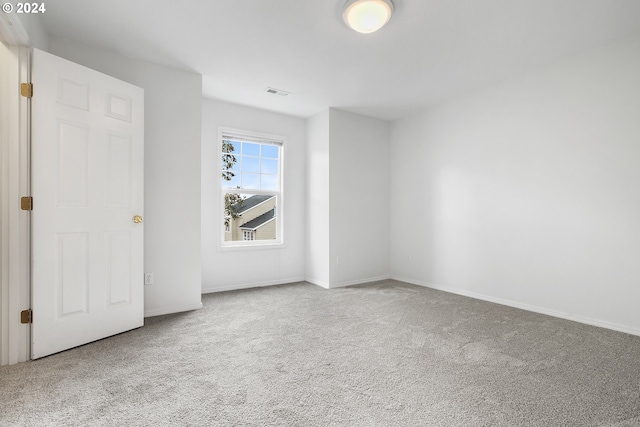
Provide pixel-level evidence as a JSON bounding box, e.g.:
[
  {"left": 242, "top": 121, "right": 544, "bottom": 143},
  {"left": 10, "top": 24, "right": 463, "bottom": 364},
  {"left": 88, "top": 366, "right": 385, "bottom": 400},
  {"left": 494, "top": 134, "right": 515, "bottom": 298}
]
[{"left": 343, "top": 0, "right": 394, "bottom": 34}]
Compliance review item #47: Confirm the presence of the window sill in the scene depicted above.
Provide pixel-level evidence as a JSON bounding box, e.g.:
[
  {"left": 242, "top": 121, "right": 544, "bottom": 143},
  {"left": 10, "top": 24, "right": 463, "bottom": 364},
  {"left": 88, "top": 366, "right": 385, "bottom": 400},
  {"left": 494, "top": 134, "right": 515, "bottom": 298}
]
[{"left": 217, "top": 241, "right": 286, "bottom": 252}]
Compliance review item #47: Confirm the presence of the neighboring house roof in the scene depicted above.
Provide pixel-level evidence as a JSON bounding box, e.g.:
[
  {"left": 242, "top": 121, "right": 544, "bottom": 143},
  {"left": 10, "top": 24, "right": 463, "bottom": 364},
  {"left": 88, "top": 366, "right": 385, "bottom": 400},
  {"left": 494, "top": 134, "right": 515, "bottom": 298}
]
[
  {"left": 235, "top": 195, "right": 275, "bottom": 214},
  {"left": 240, "top": 209, "right": 275, "bottom": 230}
]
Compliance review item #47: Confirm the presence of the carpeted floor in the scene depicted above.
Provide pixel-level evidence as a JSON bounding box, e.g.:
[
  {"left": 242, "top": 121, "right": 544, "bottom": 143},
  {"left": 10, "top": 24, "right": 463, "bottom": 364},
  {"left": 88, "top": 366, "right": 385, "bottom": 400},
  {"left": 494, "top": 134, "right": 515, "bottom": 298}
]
[{"left": 1, "top": 280, "right": 640, "bottom": 426}]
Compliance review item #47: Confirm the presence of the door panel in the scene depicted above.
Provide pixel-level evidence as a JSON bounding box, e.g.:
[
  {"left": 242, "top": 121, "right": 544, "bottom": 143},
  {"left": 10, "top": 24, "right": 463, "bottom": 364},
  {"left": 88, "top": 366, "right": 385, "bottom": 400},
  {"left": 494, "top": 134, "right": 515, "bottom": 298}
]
[
  {"left": 107, "top": 231, "right": 132, "bottom": 305},
  {"left": 56, "top": 120, "right": 89, "bottom": 206},
  {"left": 106, "top": 132, "right": 132, "bottom": 207},
  {"left": 31, "top": 48, "right": 144, "bottom": 359},
  {"left": 57, "top": 233, "right": 88, "bottom": 317}
]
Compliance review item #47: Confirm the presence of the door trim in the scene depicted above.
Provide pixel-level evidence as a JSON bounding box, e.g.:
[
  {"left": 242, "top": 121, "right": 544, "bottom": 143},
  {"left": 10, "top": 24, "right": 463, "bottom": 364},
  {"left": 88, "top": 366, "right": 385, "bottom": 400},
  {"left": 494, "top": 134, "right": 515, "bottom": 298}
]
[{"left": 0, "top": 44, "right": 31, "bottom": 366}]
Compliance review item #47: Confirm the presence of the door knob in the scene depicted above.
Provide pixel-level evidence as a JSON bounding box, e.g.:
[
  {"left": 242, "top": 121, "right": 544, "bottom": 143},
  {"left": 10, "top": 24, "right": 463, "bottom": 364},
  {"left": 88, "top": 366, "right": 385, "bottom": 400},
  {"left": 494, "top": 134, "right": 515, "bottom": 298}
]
[{"left": 133, "top": 215, "right": 143, "bottom": 224}]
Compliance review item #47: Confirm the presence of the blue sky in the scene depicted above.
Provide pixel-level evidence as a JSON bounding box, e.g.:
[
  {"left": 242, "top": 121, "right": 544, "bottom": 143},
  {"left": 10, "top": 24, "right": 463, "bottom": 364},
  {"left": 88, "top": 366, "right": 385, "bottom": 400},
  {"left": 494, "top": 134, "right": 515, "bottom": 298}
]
[{"left": 222, "top": 141, "right": 279, "bottom": 191}]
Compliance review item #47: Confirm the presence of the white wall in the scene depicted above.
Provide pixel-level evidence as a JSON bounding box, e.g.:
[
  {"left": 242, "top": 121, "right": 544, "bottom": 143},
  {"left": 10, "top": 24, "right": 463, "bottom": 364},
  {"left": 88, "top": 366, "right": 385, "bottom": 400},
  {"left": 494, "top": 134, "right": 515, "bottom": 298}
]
[
  {"left": 305, "top": 108, "right": 391, "bottom": 288},
  {"left": 306, "top": 110, "right": 331, "bottom": 287},
  {"left": 11, "top": 14, "right": 49, "bottom": 50},
  {"left": 390, "top": 35, "right": 640, "bottom": 335},
  {"left": 201, "top": 99, "right": 306, "bottom": 292},
  {"left": 329, "top": 109, "right": 390, "bottom": 287},
  {"left": 49, "top": 39, "right": 203, "bottom": 317}
]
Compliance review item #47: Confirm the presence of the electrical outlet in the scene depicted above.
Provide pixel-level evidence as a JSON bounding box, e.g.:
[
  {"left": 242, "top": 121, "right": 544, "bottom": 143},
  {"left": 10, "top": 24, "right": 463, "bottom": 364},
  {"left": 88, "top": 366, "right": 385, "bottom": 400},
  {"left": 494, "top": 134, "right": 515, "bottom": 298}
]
[
  {"left": 336, "top": 256, "right": 341, "bottom": 265},
  {"left": 144, "top": 273, "right": 153, "bottom": 285}
]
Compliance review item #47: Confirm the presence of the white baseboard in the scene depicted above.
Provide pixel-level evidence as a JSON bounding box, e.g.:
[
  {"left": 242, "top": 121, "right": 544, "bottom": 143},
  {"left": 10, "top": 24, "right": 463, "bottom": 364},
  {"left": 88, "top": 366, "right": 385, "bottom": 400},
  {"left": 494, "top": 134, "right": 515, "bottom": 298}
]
[
  {"left": 305, "top": 278, "right": 331, "bottom": 289},
  {"left": 305, "top": 275, "right": 391, "bottom": 289},
  {"left": 329, "top": 275, "right": 391, "bottom": 289},
  {"left": 392, "top": 275, "right": 640, "bottom": 338},
  {"left": 201, "top": 277, "right": 306, "bottom": 294},
  {"left": 144, "top": 302, "right": 203, "bottom": 318}
]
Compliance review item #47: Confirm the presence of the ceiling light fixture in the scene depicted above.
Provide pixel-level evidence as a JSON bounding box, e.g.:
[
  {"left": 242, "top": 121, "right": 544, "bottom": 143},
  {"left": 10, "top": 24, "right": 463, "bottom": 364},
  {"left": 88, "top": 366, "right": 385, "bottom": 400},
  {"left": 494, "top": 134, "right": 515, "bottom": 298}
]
[{"left": 343, "top": 0, "right": 394, "bottom": 34}]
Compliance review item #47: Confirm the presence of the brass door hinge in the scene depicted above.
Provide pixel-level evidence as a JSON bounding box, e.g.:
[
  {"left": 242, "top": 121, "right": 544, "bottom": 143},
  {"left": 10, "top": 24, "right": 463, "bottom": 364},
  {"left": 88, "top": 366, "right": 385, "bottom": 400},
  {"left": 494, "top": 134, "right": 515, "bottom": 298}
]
[
  {"left": 20, "top": 196, "right": 33, "bottom": 211},
  {"left": 20, "top": 309, "right": 32, "bottom": 324},
  {"left": 20, "top": 83, "right": 33, "bottom": 98}
]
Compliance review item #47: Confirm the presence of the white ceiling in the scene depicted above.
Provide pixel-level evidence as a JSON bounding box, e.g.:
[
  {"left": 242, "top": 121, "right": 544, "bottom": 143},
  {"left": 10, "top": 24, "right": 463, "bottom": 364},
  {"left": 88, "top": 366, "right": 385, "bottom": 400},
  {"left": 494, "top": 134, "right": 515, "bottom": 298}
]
[{"left": 39, "top": 0, "right": 640, "bottom": 121}]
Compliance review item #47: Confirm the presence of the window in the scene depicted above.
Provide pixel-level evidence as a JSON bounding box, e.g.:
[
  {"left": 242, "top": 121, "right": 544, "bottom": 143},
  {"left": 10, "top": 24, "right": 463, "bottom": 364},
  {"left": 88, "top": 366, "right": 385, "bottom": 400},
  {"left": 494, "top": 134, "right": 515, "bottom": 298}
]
[{"left": 220, "top": 128, "right": 283, "bottom": 247}]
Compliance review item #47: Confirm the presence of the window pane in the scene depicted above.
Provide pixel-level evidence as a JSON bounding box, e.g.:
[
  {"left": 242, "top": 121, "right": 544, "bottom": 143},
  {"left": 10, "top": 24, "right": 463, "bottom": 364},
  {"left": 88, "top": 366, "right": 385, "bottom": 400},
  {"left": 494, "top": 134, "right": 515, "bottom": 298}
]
[
  {"left": 242, "top": 142, "right": 260, "bottom": 156},
  {"left": 221, "top": 172, "right": 240, "bottom": 189},
  {"left": 222, "top": 158, "right": 238, "bottom": 172},
  {"left": 262, "top": 145, "right": 279, "bottom": 159},
  {"left": 221, "top": 132, "right": 282, "bottom": 246},
  {"left": 242, "top": 173, "right": 260, "bottom": 190},
  {"left": 242, "top": 156, "right": 260, "bottom": 173},
  {"left": 261, "top": 158, "right": 278, "bottom": 175},
  {"left": 222, "top": 141, "right": 239, "bottom": 175},
  {"left": 261, "top": 174, "right": 278, "bottom": 191},
  {"left": 222, "top": 140, "right": 239, "bottom": 154},
  {"left": 223, "top": 193, "right": 277, "bottom": 242}
]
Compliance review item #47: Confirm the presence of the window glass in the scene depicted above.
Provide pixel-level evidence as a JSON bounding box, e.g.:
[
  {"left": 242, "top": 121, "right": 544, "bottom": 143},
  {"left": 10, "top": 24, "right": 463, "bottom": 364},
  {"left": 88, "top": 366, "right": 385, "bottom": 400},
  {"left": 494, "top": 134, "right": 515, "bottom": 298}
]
[
  {"left": 220, "top": 131, "right": 283, "bottom": 246},
  {"left": 241, "top": 173, "right": 260, "bottom": 190},
  {"left": 261, "top": 158, "right": 278, "bottom": 175},
  {"left": 222, "top": 193, "right": 278, "bottom": 242},
  {"left": 262, "top": 145, "right": 279, "bottom": 159},
  {"left": 261, "top": 174, "right": 278, "bottom": 192},
  {"left": 242, "top": 142, "right": 260, "bottom": 156},
  {"left": 242, "top": 156, "right": 260, "bottom": 173},
  {"left": 221, "top": 139, "right": 281, "bottom": 191}
]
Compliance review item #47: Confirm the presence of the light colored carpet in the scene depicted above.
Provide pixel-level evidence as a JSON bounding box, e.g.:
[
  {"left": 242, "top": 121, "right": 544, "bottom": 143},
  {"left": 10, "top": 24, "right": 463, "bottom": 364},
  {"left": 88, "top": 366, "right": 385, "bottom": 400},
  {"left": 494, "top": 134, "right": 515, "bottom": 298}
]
[{"left": 1, "top": 280, "right": 640, "bottom": 426}]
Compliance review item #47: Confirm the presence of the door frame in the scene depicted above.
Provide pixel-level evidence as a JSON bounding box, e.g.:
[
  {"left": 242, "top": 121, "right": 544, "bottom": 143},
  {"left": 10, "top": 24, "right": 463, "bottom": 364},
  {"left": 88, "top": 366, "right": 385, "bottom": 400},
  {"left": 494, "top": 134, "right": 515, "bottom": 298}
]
[{"left": 0, "top": 14, "right": 32, "bottom": 366}]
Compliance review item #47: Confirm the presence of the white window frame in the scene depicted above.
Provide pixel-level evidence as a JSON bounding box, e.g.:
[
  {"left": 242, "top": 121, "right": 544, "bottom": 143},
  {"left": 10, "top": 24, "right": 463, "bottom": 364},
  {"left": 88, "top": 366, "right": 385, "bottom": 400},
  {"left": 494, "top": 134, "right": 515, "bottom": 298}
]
[{"left": 218, "top": 127, "right": 284, "bottom": 250}]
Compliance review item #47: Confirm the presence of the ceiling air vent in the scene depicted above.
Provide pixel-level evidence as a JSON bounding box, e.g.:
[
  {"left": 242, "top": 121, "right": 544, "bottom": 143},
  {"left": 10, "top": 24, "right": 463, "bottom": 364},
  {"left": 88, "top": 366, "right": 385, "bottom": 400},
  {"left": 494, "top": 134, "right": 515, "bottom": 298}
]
[{"left": 265, "top": 87, "right": 290, "bottom": 97}]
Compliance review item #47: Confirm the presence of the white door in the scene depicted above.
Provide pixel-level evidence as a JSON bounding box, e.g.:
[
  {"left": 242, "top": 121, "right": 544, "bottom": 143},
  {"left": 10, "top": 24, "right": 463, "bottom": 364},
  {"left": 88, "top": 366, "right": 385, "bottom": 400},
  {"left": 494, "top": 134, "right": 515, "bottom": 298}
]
[{"left": 31, "top": 49, "right": 144, "bottom": 359}]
